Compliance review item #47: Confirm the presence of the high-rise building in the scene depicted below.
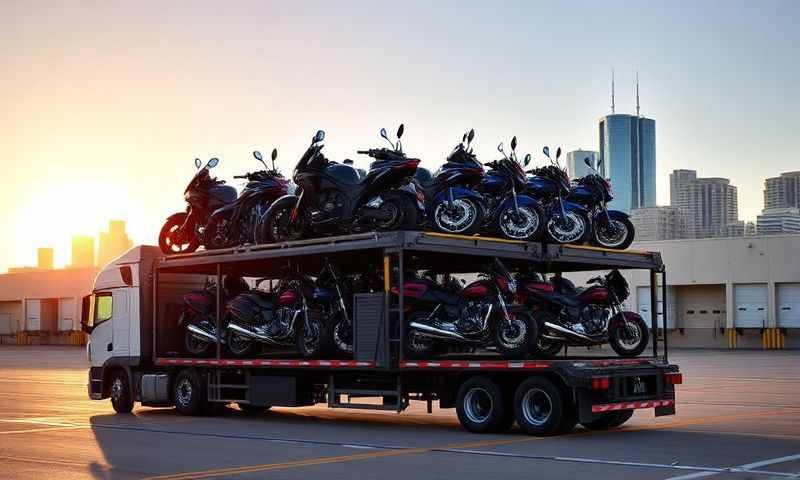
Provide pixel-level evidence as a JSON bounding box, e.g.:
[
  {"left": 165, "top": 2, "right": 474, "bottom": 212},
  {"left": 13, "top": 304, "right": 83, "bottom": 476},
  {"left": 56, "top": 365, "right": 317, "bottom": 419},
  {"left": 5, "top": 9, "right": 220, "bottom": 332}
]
[
  {"left": 757, "top": 207, "right": 800, "bottom": 235},
  {"left": 629, "top": 206, "right": 684, "bottom": 240},
  {"left": 670, "top": 170, "right": 739, "bottom": 239},
  {"left": 71, "top": 236, "right": 95, "bottom": 268},
  {"left": 565, "top": 150, "right": 602, "bottom": 179},
  {"left": 763, "top": 171, "right": 800, "bottom": 210},
  {"left": 98, "top": 220, "right": 133, "bottom": 267},
  {"left": 37, "top": 248, "right": 54, "bottom": 270},
  {"left": 598, "top": 114, "right": 656, "bottom": 213}
]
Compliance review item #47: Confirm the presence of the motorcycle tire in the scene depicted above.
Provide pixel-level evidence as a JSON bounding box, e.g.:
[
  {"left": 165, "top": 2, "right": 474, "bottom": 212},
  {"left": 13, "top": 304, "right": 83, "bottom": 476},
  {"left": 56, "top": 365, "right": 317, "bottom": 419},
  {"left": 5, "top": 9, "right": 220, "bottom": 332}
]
[
  {"left": 261, "top": 199, "right": 306, "bottom": 244},
  {"left": 545, "top": 210, "right": 590, "bottom": 246},
  {"left": 609, "top": 314, "right": 650, "bottom": 358},
  {"left": 295, "top": 314, "right": 323, "bottom": 359},
  {"left": 403, "top": 311, "right": 440, "bottom": 359},
  {"left": 494, "top": 312, "right": 538, "bottom": 359},
  {"left": 322, "top": 314, "right": 353, "bottom": 358},
  {"left": 592, "top": 216, "right": 635, "bottom": 250},
  {"left": 184, "top": 328, "right": 213, "bottom": 357},
  {"left": 159, "top": 212, "right": 200, "bottom": 255},
  {"left": 432, "top": 198, "right": 484, "bottom": 235},
  {"left": 375, "top": 191, "right": 419, "bottom": 231},
  {"left": 225, "top": 328, "right": 256, "bottom": 357},
  {"left": 496, "top": 204, "right": 545, "bottom": 241}
]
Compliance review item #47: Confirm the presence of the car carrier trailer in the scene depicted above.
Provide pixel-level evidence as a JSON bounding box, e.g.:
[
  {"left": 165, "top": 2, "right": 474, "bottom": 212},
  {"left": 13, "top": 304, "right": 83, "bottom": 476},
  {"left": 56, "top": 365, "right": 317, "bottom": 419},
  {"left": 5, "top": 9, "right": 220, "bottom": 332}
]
[{"left": 83, "top": 231, "right": 680, "bottom": 435}]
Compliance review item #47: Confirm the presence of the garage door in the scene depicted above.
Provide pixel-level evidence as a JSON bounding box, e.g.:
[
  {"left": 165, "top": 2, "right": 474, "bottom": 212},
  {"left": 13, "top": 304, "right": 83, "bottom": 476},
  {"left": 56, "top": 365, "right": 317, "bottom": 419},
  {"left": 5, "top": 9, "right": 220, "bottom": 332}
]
[
  {"left": 58, "top": 298, "right": 76, "bottom": 331},
  {"left": 25, "top": 299, "right": 41, "bottom": 331},
  {"left": 637, "top": 286, "right": 676, "bottom": 329},
  {"left": 0, "top": 313, "right": 11, "bottom": 335},
  {"left": 733, "top": 284, "right": 767, "bottom": 328},
  {"left": 777, "top": 283, "right": 800, "bottom": 328}
]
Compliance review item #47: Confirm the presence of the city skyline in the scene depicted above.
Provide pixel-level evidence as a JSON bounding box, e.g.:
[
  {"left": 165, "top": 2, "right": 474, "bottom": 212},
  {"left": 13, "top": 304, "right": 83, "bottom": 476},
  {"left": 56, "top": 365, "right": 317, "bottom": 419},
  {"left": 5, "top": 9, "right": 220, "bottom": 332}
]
[{"left": 2, "top": 1, "right": 799, "bottom": 272}]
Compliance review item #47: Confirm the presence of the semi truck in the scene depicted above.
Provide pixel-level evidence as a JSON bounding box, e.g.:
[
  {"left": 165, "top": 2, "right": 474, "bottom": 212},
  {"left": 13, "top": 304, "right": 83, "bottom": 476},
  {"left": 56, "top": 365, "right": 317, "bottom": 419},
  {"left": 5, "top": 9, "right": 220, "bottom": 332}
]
[{"left": 82, "top": 231, "right": 681, "bottom": 435}]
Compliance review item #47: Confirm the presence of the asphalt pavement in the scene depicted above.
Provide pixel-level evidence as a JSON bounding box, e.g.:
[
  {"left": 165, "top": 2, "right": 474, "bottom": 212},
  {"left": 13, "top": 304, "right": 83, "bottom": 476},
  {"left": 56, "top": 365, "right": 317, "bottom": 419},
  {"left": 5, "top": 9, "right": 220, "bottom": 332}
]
[{"left": 0, "top": 347, "right": 798, "bottom": 479}]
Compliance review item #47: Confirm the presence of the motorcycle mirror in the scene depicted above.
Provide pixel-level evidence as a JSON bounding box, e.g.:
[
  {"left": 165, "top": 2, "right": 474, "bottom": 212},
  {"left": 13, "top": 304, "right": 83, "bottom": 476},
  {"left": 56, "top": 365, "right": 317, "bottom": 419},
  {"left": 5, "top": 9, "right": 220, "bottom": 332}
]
[
  {"left": 467, "top": 128, "right": 475, "bottom": 144},
  {"left": 543, "top": 146, "right": 550, "bottom": 158},
  {"left": 271, "top": 148, "right": 278, "bottom": 161},
  {"left": 597, "top": 159, "right": 603, "bottom": 169},
  {"left": 380, "top": 128, "right": 388, "bottom": 140},
  {"left": 497, "top": 142, "right": 504, "bottom": 153},
  {"left": 462, "top": 133, "right": 467, "bottom": 144},
  {"left": 524, "top": 153, "right": 531, "bottom": 166},
  {"left": 194, "top": 158, "right": 202, "bottom": 169},
  {"left": 511, "top": 136, "right": 517, "bottom": 151},
  {"left": 584, "top": 157, "right": 592, "bottom": 167},
  {"left": 207, "top": 157, "right": 219, "bottom": 168},
  {"left": 556, "top": 147, "right": 562, "bottom": 159},
  {"left": 397, "top": 123, "right": 404, "bottom": 139},
  {"left": 253, "top": 151, "right": 263, "bottom": 161}
]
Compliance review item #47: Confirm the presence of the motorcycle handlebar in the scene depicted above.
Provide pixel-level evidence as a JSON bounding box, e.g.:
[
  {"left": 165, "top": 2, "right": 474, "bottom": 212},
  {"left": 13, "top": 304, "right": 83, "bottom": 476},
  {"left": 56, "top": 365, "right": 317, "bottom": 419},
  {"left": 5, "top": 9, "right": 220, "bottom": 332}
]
[
  {"left": 233, "top": 174, "right": 248, "bottom": 179},
  {"left": 357, "top": 150, "right": 370, "bottom": 155}
]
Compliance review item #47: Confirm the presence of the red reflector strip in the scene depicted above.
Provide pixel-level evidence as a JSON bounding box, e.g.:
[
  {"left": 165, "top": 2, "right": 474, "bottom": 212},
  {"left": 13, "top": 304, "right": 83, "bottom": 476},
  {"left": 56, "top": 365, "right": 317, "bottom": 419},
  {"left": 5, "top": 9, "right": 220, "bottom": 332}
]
[
  {"left": 591, "top": 376, "right": 611, "bottom": 390},
  {"left": 665, "top": 372, "right": 683, "bottom": 385},
  {"left": 400, "top": 360, "right": 551, "bottom": 370},
  {"left": 155, "top": 358, "right": 375, "bottom": 368},
  {"left": 592, "top": 399, "right": 674, "bottom": 413}
]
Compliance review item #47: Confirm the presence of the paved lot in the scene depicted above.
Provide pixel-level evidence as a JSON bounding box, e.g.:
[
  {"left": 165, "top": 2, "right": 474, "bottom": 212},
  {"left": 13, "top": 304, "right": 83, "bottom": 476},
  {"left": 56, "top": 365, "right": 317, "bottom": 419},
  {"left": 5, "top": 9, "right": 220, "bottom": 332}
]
[{"left": 0, "top": 347, "right": 798, "bottom": 479}]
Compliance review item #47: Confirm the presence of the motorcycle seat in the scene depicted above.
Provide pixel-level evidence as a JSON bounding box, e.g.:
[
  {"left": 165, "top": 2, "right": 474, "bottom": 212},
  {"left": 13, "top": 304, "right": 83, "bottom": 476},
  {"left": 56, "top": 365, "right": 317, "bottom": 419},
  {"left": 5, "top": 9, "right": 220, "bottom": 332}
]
[
  {"left": 240, "top": 291, "right": 274, "bottom": 309},
  {"left": 432, "top": 288, "right": 461, "bottom": 307},
  {"left": 537, "top": 291, "right": 582, "bottom": 308}
]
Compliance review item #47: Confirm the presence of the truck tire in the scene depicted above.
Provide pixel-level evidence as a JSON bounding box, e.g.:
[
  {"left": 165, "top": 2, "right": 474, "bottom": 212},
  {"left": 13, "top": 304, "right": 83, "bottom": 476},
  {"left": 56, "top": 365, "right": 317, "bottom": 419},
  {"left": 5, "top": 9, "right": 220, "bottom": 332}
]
[
  {"left": 174, "top": 369, "right": 206, "bottom": 416},
  {"left": 455, "top": 376, "right": 508, "bottom": 433},
  {"left": 110, "top": 369, "right": 133, "bottom": 414},
  {"left": 581, "top": 410, "right": 634, "bottom": 430},
  {"left": 513, "top": 377, "right": 566, "bottom": 436}
]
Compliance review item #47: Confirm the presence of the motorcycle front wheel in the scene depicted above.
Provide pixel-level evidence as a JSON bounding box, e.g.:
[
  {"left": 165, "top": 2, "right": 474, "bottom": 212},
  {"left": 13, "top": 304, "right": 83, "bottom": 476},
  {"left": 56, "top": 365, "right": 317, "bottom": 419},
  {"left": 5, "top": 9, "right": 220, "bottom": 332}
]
[
  {"left": 494, "top": 312, "right": 538, "bottom": 359},
  {"left": 323, "top": 314, "right": 353, "bottom": 358},
  {"left": 225, "top": 328, "right": 256, "bottom": 357},
  {"left": 159, "top": 212, "right": 200, "bottom": 255},
  {"left": 497, "top": 204, "right": 545, "bottom": 241},
  {"left": 432, "top": 198, "right": 483, "bottom": 235},
  {"left": 261, "top": 202, "right": 306, "bottom": 244},
  {"left": 296, "top": 314, "right": 323, "bottom": 358},
  {"left": 609, "top": 315, "right": 649, "bottom": 357},
  {"left": 545, "top": 210, "right": 589, "bottom": 245},
  {"left": 593, "top": 216, "right": 635, "bottom": 250}
]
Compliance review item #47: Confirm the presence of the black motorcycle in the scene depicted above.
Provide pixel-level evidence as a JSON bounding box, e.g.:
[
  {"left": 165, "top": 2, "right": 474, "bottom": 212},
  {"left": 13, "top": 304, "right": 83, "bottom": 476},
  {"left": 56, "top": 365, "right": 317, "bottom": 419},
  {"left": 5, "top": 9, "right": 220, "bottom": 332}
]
[
  {"left": 568, "top": 157, "right": 635, "bottom": 249},
  {"left": 476, "top": 137, "right": 546, "bottom": 241},
  {"left": 424, "top": 129, "right": 486, "bottom": 235},
  {"left": 205, "top": 149, "right": 289, "bottom": 249},
  {"left": 398, "top": 258, "right": 538, "bottom": 359},
  {"left": 159, "top": 158, "right": 237, "bottom": 254},
  {"left": 178, "top": 276, "right": 248, "bottom": 356},
  {"left": 259, "top": 126, "right": 425, "bottom": 243}
]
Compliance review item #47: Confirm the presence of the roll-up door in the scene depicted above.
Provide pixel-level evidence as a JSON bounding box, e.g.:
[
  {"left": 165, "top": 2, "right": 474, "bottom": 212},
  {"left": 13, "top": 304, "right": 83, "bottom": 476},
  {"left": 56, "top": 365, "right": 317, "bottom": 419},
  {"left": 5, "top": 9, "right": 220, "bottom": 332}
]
[
  {"left": 59, "top": 298, "right": 76, "bottom": 331},
  {"left": 733, "top": 284, "right": 767, "bottom": 328},
  {"left": 777, "top": 283, "right": 800, "bottom": 328},
  {"left": 25, "top": 299, "right": 41, "bottom": 331}
]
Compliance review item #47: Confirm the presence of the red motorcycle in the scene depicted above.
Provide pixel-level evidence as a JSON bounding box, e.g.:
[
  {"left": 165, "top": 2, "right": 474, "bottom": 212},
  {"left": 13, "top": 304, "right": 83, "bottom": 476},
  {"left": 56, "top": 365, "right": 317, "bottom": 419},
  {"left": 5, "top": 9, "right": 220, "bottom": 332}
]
[{"left": 518, "top": 269, "right": 649, "bottom": 358}]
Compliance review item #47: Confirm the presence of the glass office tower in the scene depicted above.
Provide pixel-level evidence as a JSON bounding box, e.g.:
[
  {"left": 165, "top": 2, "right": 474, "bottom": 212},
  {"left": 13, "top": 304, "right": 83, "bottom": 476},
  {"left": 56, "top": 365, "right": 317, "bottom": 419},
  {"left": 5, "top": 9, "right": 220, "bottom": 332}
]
[{"left": 598, "top": 114, "right": 656, "bottom": 212}]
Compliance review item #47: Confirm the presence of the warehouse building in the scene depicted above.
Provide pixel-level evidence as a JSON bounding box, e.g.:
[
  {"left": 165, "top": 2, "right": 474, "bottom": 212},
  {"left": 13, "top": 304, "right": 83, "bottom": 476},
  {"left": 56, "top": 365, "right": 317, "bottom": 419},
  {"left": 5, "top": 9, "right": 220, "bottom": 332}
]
[{"left": 567, "top": 234, "right": 800, "bottom": 349}]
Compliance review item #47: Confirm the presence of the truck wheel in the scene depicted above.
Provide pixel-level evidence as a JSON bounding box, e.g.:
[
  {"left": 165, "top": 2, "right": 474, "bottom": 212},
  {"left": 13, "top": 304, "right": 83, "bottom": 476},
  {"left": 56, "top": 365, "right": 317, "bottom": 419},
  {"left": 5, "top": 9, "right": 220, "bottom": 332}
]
[
  {"left": 110, "top": 369, "right": 133, "bottom": 414},
  {"left": 513, "top": 377, "right": 566, "bottom": 436},
  {"left": 581, "top": 410, "right": 634, "bottom": 430},
  {"left": 456, "top": 376, "right": 508, "bottom": 433},
  {"left": 174, "top": 369, "right": 206, "bottom": 416}
]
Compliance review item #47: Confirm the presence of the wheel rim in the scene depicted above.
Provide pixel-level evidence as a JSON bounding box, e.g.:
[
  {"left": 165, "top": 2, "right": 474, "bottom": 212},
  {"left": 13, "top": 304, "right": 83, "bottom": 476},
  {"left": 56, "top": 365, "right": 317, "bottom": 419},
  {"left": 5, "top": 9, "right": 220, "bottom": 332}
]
[
  {"left": 547, "top": 211, "right": 585, "bottom": 244},
  {"left": 616, "top": 321, "right": 642, "bottom": 350},
  {"left": 302, "top": 318, "right": 321, "bottom": 355},
  {"left": 408, "top": 329, "right": 434, "bottom": 353},
  {"left": 333, "top": 322, "right": 353, "bottom": 354},
  {"left": 434, "top": 199, "right": 477, "bottom": 233},
  {"left": 500, "top": 207, "right": 540, "bottom": 239},
  {"left": 111, "top": 378, "right": 123, "bottom": 402},
  {"left": 228, "top": 332, "right": 252, "bottom": 355},
  {"left": 165, "top": 223, "right": 190, "bottom": 253},
  {"left": 521, "top": 388, "right": 553, "bottom": 426},
  {"left": 498, "top": 317, "right": 527, "bottom": 348},
  {"left": 176, "top": 378, "right": 193, "bottom": 407},
  {"left": 595, "top": 220, "right": 628, "bottom": 248},
  {"left": 376, "top": 200, "right": 403, "bottom": 230},
  {"left": 186, "top": 332, "right": 209, "bottom": 355},
  {"left": 464, "top": 387, "right": 493, "bottom": 424}
]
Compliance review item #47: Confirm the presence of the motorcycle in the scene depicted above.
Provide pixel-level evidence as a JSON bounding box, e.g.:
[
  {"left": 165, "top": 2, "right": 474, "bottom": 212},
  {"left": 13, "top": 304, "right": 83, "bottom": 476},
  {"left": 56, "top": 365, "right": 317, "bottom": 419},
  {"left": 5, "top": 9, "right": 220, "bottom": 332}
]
[
  {"left": 224, "top": 269, "right": 323, "bottom": 358},
  {"left": 525, "top": 146, "right": 590, "bottom": 245},
  {"left": 205, "top": 149, "right": 289, "bottom": 249},
  {"left": 398, "top": 258, "right": 538, "bottom": 359},
  {"left": 178, "top": 276, "right": 249, "bottom": 356},
  {"left": 424, "top": 129, "right": 486, "bottom": 235},
  {"left": 260, "top": 126, "right": 425, "bottom": 244},
  {"left": 519, "top": 269, "right": 649, "bottom": 358},
  {"left": 159, "top": 157, "right": 237, "bottom": 254},
  {"left": 476, "top": 137, "right": 546, "bottom": 241},
  {"left": 568, "top": 157, "right": 636, "bottom": 249}
]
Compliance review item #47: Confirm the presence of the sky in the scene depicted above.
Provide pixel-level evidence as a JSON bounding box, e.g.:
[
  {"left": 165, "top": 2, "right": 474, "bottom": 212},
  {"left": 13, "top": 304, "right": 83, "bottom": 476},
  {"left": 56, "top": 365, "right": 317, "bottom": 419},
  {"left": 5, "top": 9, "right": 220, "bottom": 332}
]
[{"left": 2, "top": 0, "right": 799, "bottom": 272}]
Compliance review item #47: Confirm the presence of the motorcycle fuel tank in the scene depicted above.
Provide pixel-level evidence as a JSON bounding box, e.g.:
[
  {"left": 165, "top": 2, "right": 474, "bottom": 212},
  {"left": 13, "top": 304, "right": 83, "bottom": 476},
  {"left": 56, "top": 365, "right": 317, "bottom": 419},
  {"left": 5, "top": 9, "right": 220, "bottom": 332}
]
[
  {"left": 325, "top": 163, "right": 362, "bottom": 185},
  {"left": 567, "top": 185, "right": 596, "bottom": 204},
  {"left": 207, "top": 185, "right": 238, "bottom": 210},
  {"left": 277, "top": 290, "right": 298, "bottom": 305},
  {"left": 524, "top": 281, "right": 554, "bottom": 294},
  {"left": 480, "top": 172, "right": 507, "bottom": 193},
  {"left": 579, "top": 286, "right": 610, "bottom": 303},
  {"left": 525, "top": 176, "right": 558, "bottom": 197},
  {"left": 462, "top": 281, "right": 490, "bottom": 299},
  {"left": 183, "top": 291, "right": 213, "bottom": 314}
]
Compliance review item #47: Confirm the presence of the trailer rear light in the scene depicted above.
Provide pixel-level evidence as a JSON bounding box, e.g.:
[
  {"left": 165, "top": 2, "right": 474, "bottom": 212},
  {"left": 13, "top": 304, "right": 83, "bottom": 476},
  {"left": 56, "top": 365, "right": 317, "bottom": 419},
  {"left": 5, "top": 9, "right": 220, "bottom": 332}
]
[
  {"left": 665, "top": 372, "right": 683, "bottom": 385},
  {"left": 591, "top": 376, "right": 610, "bottom": 390}
]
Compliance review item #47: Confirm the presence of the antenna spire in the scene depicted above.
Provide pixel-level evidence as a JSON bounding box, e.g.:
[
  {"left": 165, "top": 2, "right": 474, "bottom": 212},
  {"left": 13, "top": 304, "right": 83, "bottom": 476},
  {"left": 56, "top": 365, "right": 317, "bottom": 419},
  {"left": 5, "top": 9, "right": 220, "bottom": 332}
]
[
  {"left": 635, "top": 71, "right": 640, "bottom": 117},
  {"left": 611, "top": 69, "right": 616, "bottom": 114}
]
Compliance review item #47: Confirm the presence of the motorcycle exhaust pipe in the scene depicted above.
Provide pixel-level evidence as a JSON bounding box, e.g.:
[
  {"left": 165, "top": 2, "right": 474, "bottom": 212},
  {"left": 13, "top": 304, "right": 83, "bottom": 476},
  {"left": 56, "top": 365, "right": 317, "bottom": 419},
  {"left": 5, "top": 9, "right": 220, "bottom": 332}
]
[
  {"left": 227, "top": 322, "right": 285, "bottom": 347},
  {"left": 186, "top": 324, "right": 219, "bottom": 343},
  {"left": 409, "top": 322, "right": 475, "bottom": 343},
  {"left": 543, "top": 322, "right": 595, "bottom": 344}
]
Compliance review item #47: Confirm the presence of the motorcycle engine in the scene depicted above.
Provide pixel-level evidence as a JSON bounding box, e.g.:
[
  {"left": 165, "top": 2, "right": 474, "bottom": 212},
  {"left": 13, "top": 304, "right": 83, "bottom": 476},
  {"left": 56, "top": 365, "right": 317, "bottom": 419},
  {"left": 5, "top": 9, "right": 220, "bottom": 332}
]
[
  {"left": 272, "top": 306, "right": 297, "bottom": 339},
  {"left": 321, "top": 191, "right": 344, "bottom": 215},
  {"left": 577, "top": 305, "right": 609, "bottom": 336},
  {"left": 456, "top": 302, "right": 490, "bottom": 335}
]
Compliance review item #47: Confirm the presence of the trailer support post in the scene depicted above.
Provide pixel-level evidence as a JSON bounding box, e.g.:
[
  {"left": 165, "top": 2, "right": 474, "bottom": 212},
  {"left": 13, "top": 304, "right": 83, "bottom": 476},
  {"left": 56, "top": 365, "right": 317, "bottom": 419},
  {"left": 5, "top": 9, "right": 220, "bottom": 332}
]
[
  {"left": 215, "top": 263, "right": 222, "bottom": 360},
  {"left": 650, "top": 269, "right": 658, "bottom": 358},
  {"left": 662, "top": 269, "right": 668, "bottom": 363}
]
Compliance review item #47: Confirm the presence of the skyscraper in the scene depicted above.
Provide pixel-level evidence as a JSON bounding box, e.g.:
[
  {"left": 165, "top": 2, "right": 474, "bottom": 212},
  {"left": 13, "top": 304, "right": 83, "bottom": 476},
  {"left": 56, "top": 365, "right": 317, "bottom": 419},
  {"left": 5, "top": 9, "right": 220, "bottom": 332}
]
[
  {"left": 598, "top": 114, "right": 656, "bottom": 212},
  {"left": 71, "top": 236, "right": 95, "bottom": 268},
  {"left": 98, "top": 220, "right": 133, "bottom": 267},
  {"left": 565, "top": 150, "right": 602, "bottom": 179},
  {"left": 629, "top": 206, "right": 684, "bottom": 240},
  {"left": 763, "top": 171, "right": 800, "bottom": 210},
  {"left": 670, "top": 170, "right": 739, "bottom": 239},
  {"left": 757, "top": 207, "right": 800, "bottom": 235},
  {"left": 37, "top": 247, "right": 54, "bottom": 270}
]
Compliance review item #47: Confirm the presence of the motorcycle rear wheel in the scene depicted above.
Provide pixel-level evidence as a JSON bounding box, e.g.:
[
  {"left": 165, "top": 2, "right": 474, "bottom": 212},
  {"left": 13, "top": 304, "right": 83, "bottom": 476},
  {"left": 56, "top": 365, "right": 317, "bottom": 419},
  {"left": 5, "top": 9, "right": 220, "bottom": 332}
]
[
  {"left": 226, "top": 328, "right": 256, "bottom": 357},
  {"left": 159, "top": 212, "right": 200, "bottom": 255},
  {"left": 374, "top": 192, "right": 419, "bottom": 231},
  {"left": 184, "top": 330, "right": 213, "bottom": 357},
  {"left": 404, "top": 311, "right": 441, "bottom": 359},
  {"left": 262, "top": 202, "right": 306, "bottom": 244},
  {"left": 204, "top": 215, "right": 233, "bottom": 250},
  {"left": 494, "top": 312, "right": 538, "bottom": 359}
]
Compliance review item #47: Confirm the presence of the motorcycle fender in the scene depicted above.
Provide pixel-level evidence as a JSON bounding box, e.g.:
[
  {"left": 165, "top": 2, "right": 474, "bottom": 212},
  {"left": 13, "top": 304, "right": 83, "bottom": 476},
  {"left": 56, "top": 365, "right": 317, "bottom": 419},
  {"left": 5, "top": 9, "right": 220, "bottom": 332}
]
[
  {"left": 560, "top": 201, "right": 588, "bottom": 214},
  {"left": 207, "top": 203, "right": 236, "bottom": 225},
  {"left": 263, "top": 194, "right": 301, "bottom": 219},
  {"left": 433, "top": 187, "right": 483, "bottom": 205},
  {"left": 498, "top": 194, "right": 541, "bottom": 212},
  {"left": 609, "top": 311, "right": 643, "bottom": 330},
  {"left": 593, "top": 209, "right": 629, "bottom": 226}
]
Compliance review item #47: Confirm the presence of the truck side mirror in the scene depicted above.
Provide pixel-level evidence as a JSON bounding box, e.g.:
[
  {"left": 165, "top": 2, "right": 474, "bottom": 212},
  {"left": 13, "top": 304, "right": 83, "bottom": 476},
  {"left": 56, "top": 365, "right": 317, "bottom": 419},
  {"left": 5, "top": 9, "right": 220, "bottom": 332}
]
[{"left": 81, "top": 294, "right": 93, "bottom": 334}]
